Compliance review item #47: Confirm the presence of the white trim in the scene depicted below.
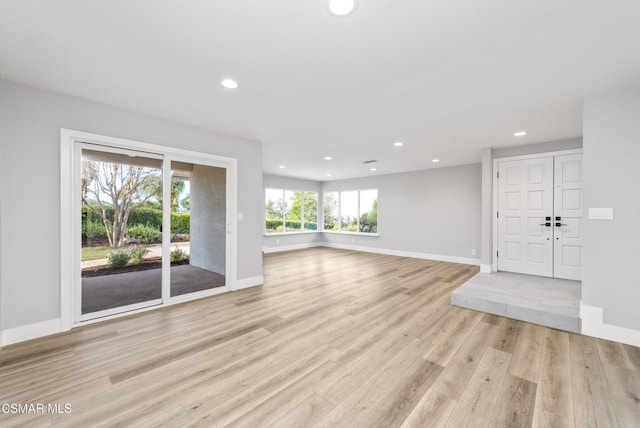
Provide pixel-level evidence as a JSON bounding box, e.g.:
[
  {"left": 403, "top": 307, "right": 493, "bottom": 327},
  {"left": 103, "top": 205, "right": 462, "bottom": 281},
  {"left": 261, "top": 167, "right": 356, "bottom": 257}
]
[
  {"left": 79, "top": 299, "right": 163, "bottom": 322},
  {"left": 322, "top": 242, "right": 481, "bottom": 266},
  {"left": 232, "top": 276, "right": 264, "bottom": 291},
  {"left": 581, "top": 303, "right": 640, "bottom": 347},
  {"left": 492, "top": 156, "right": 499, "bottom": 273},
  {"left": 2, "top": 319, "right": 62, "bottom": 346},
  {"left": 74, "top": 287, "right": 232, "bottom": 327},
  {"left": 480, "top": 264, "right": 492, "bottom": 273},
  {"left": 264, "top": 231, "right": 320, "bottom": 237},
  {"left": 168, "top": 286, "right": 231, "bottom": 304},
  {"left": 262, "top": 242, "right": 323, "bottom": 254},
  {"left": 322, "top": 230, "right": 379, "bottom": 237},
  {"left": 493, "top": 148, "right": 583, "bottom": 163}
]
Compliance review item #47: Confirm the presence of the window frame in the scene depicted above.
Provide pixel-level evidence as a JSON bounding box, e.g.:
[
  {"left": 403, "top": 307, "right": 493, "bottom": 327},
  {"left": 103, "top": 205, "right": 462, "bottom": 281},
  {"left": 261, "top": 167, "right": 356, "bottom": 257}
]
[
  {"left": 323, "top": 189, "right": 378, "bottom": 235},
  {"left": 264, "top": 188, "right": 319, "bottom": 235}
]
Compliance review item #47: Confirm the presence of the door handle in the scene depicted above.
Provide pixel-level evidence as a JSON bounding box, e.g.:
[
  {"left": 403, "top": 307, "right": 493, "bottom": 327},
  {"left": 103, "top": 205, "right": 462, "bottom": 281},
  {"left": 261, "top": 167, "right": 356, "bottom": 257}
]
[
  {"left": 539, "top": 222, "right": 551, "bottom": 227},
  {"left": 555, "top": 222, "right": 567, "bottom": 227}
]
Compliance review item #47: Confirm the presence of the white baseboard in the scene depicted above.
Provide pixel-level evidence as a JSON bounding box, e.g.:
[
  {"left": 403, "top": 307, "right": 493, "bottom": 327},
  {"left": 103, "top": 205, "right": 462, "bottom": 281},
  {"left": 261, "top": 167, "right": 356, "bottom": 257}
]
[
  {"left": 1, "top": 318, "right": 62, "bottom": 347},
  {"left": 232, "top": 275, "right": 264, "bottom": 291},
  {"left": 321, "top": 242, "right": 481, "bottom": 266},
  {"left": 480, "top": 264, "right": 492, "bottom": 273},
  {"left": 581, "top": 303, "right": 640, "bottom": 347},
  {"left": 262, "top": 242, "right": 322, "bottom": 254}
]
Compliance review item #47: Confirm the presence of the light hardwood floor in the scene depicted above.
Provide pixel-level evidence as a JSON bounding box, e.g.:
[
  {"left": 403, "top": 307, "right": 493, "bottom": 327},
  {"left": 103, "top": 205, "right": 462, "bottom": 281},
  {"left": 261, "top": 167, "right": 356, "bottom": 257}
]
[{"left": 1, "top": 248, "right": 639, "bottom": 427}]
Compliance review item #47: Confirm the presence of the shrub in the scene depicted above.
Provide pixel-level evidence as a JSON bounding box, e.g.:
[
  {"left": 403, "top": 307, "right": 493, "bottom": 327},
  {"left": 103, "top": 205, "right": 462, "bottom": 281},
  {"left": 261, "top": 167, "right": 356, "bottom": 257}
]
[
  {"left": 83, "top": 205, "right": 190, "bottom": 235},
  {"left": 171, "top": 212, "right": 190, "bottom": 234},
  {"left": 127, "top": 208, "right": 163, "bottom": 229},
  {"left": 128, "top": 245, "right": 149, "bottom": 264},
  {"left": 84, "top": 219, "right": 108, "bottom": 240},
  {"left": 107, "top": 250, "right": 130, "bottom": 269},
  {"left": 265, "top": 219, "right": 283, "bottom": 231},
  {"left": 170, "top": 246, "right": 188, "bottom": 262},
  {"left": 266, "top": 219, "right": 319, "bottom": 231},
  {"left": 126, "top": 224, "right": 161, "bottom": 244}
]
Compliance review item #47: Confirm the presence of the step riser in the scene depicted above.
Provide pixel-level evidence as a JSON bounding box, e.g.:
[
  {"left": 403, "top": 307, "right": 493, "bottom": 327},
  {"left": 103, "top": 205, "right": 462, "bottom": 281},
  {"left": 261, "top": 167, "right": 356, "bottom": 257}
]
[{"left": 451, "top": 292, "right": 580, "bottom": 333}]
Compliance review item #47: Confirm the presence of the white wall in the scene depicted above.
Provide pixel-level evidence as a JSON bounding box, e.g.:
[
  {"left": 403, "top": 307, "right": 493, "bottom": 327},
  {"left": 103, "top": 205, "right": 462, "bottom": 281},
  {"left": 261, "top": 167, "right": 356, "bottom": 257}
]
[
  {"left": 0, "top": 80, "right": 264, "bottom": 332},
  {"left": 583, "top": 83, "right": 640, "bottom": 331},
  {"left": 492, "top": 137, "right": 582, "bottom": 159},
  {"left": 321, "top": 164, "right": 482, "bottom": 263},
  {"left": 262, "top": 174, "right": 323, "bottom": 251}
]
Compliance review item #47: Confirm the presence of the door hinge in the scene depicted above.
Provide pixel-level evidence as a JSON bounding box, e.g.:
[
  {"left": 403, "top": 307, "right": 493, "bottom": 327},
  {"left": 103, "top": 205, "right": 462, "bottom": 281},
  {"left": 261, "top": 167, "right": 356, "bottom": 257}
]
[
  {"left": 496, "top": 211, "right": 499, "bottom": 218},
  {"left": 496, "top": 250, "right": 499, "bottom": 258}
]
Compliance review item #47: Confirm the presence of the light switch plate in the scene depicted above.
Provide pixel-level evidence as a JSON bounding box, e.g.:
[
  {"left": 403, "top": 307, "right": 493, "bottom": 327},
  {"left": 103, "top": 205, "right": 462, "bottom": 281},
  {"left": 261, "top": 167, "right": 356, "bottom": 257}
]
[
  {"left": 238, "top": 212, "right": 244, "bottom": 221},
  {"left": 588, "top": 208, "right": 614, "bottom": 220}
]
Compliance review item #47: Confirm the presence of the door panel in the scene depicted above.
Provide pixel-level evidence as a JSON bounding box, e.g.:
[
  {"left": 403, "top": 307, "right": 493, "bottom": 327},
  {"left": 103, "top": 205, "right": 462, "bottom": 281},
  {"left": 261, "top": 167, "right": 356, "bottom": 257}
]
[
  {"left": 554, "top": 154, "right": 583, "bottom": 280},
  {"left": 498, "top": 157, "right": 554, "bottom": 276},
  {"left": 80, "top": 146, "right": 164, "bottom": 320}
]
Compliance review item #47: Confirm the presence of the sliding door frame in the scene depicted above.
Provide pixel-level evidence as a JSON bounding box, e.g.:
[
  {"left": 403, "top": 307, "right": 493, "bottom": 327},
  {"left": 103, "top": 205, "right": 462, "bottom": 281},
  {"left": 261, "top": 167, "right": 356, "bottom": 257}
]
[{"left": 61, "top": 129, "right": 238, "bottom": 330}]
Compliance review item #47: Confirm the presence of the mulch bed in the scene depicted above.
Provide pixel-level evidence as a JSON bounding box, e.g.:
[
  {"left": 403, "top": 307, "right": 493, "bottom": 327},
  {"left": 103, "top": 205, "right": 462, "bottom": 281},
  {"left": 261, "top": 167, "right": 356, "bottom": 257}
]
[{"left": 82, "top": 257, "right": 190, "bottom": 278}]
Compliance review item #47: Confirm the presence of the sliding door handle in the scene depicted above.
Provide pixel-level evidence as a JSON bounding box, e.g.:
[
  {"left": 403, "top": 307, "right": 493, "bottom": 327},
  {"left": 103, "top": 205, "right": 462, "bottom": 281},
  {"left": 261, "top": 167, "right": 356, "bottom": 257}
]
[{"left": 555, "top": 222, "right": 567, "bottom": 227}]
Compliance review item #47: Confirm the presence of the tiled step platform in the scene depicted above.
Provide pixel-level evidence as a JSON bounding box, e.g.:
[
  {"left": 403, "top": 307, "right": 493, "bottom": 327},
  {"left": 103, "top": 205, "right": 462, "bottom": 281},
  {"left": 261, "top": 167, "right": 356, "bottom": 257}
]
[{"left": 451, "top": 271, "right": 581, "bottom": 333}]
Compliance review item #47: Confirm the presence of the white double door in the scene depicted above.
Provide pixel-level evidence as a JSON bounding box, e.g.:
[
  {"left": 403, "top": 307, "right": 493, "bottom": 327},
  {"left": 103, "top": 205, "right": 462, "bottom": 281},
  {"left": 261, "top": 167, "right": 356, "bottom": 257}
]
[{"left": 497, "top": 154, "right": 582, "bottom": 280}]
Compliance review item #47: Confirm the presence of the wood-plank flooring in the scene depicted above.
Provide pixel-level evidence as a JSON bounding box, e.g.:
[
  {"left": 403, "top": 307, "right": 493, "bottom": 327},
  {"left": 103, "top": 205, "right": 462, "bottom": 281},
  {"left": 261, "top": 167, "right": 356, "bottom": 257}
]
[{"left": 1, "top": 247, "right": 639, "bottom": 427}]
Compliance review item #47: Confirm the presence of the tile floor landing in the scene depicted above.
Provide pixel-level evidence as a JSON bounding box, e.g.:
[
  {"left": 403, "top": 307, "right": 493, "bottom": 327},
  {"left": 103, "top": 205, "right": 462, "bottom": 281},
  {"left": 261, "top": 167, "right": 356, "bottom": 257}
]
[{"left": 451, "top": 271, "right": 581, "bottom": 333}]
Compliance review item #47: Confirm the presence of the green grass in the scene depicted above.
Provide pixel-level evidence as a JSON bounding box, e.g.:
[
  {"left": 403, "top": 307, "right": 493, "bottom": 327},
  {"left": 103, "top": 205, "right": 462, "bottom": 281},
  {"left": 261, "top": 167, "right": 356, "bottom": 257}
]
[{"left": 82, "top": 246, "right": 116, "bottom": 261}]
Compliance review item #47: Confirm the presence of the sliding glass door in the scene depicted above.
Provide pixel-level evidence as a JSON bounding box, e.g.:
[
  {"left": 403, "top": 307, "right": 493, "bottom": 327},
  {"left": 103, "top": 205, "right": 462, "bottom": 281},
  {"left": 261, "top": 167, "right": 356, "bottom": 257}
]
[
  {"left": 77, "top": 143, "right": 230, "bottom": 322},
  {"left": 80, "top": 146, "right": 164, "bottom": 320}
]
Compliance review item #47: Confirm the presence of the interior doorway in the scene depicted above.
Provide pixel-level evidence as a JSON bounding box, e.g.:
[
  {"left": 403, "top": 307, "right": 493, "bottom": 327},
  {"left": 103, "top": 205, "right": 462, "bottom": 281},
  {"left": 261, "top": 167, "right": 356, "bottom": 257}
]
[{"left": 495, "top": 151, "right": 583, "bottom": 280}]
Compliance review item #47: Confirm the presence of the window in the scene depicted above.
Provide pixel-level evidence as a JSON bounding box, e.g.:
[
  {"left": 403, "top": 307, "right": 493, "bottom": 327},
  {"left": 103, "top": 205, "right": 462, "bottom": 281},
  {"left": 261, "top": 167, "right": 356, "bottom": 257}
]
[
  {"left": 265, "top": 188, "right": 318, "bottom": 233},
  {"left": 323, "top": 189, "right": 378, "bottom": 234}
]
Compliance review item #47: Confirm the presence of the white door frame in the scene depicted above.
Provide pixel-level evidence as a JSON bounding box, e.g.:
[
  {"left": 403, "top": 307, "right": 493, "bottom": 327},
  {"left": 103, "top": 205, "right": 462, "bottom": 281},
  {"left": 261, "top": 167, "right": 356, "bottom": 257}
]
[
  {"left": 491, "top": 148, "right": 582, "bottom": 274},
  {"left": 60, "top": 129, "right": 238, "bottom": 331}
]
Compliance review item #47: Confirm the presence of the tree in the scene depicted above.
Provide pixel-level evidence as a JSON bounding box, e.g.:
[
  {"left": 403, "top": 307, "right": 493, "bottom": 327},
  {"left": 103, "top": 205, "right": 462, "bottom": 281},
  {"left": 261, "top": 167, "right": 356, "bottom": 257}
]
[
  {"left": 171, "top": 180, "right": 186, "bottom": 212},
  {"left": 359, "top": 199, "right": 378, "bottom": 232},
  {"left": 323, "top": 192, "right": 338, "bottom": 229},
  {"left": 266, "top": 198, "right": 284, "bottom": 220},
  {"left": 83, "top": 160, "right": 161, "bottom": 247}
]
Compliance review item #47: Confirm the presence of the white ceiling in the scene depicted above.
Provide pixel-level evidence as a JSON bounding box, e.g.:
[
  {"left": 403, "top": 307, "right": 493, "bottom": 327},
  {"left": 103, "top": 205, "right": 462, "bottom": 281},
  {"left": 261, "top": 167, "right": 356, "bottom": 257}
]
[{"left": 1, "top": 1, "right": 640, "bottom": 181}]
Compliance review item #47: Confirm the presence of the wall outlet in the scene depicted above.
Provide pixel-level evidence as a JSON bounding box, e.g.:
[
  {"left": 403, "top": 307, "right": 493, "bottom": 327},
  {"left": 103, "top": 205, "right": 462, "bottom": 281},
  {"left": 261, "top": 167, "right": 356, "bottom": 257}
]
[
  {"left": 276, "top": 239, "right": 279, "bottom": 245},
  {"left": 351, "top": 238, "right": 355, "bottom": 243},
  {"left": 471, "top": 249, "right": 477, "bottom": 256}
]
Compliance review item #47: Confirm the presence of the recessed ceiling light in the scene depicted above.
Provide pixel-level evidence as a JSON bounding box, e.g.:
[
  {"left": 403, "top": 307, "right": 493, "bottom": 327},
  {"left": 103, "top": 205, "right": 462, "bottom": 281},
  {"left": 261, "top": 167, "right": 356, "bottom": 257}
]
[
  {"left": 278, "top": 165, "right": 285, "bottom": 169},
  {"left": 432, "top": 159, "right": 440, "bottom": 163},
  {"left": 326, "top": 174, "right": 332, "bottom": 177},
  {"left": 514, "top": 131, "right": 527, "bottom": 137},
  {"left": 220, "top": 79, "right": 238, "bottom": 89},
  {"left": 328, "top": 0, "right": 356, "bottom": 16},
  {"left": 393, "top": 141, "right": 404, "bottom": 147},
  {"left": 370, "top": 167, "right": 377, "bottom": 171},
  {"left": 324, "top": 156, "right": 333, "bottom": 160}
]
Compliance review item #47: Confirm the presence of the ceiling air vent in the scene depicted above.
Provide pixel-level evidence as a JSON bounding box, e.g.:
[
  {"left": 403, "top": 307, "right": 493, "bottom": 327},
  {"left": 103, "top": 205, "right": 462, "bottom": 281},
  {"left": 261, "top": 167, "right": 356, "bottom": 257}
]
[{"left": 361, "top": 160, "right": 377, "bottom": 164}]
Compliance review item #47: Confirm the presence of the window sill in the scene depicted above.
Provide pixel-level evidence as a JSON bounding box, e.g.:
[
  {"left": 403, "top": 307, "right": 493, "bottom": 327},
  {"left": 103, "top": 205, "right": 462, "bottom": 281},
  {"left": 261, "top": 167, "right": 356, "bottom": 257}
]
[
  {"left": 263, "top": 230, "right": 379, "bottom": 237},
  {"left": 264, "top": 231, "right": 320, "bottom": 237},
  {"left": 322, "top": 230, "right": 379, "bottom": 237}
]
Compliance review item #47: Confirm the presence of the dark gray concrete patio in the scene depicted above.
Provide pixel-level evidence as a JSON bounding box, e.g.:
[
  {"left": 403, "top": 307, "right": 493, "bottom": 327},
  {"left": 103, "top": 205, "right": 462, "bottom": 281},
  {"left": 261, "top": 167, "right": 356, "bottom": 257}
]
[{"left": 81, "top": 264, "right": 225, "bottom": 314}]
